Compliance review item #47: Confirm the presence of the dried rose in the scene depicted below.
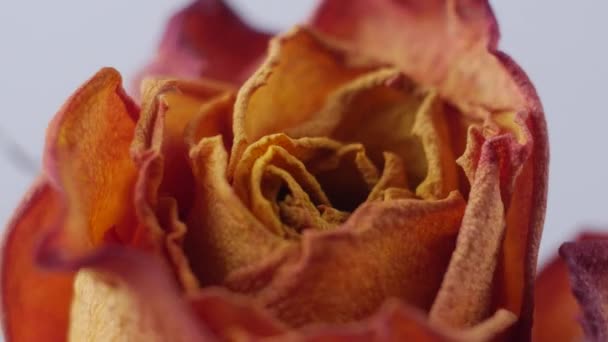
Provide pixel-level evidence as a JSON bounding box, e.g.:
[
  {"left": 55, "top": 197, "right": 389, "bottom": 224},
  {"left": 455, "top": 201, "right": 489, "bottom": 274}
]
[{"left": 1, "top": 0, "right": 549, "bottom": 341}]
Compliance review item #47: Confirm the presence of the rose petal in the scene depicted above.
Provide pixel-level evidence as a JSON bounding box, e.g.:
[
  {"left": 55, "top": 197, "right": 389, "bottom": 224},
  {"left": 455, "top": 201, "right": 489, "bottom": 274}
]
[
  {"left": 310, "top": 0, "right": 522, "bottom": 112},
  {"left": 187, "top": 136, "right": 288, "bottom": 284},
  {"left": 67, "top": 248, "right": 212, "bottom": 341},
  {"left": 157, "top": 197, "right": 201, "bottom": 293},
  {"left": 532, "top": 249, "right": 584, "bottom": 341},
  {"left": 230, "top": 27, "right": 377, "bottom": 172},
  {"left": 227, "top": 192, "right": 466, "bottom": 326},
  {"left": 429, "top": 133, "right": 526, "bottom": 327},
  {"left": 189, "top": 288, "right": 288, "bottom": 340},
  {"left": 133, "top": 78, "right": 234, "bottom": 217},
  {"left": 191, "top": 289, "right": 454, "bottom": 342},
  {"left": 136, "top": 0, "right": 271, "bottom": 89},
  {"left": 455, "top": 309, "right": 517, "bottom": 341},
  {"left": 131, "top": 78, "right": 237, "bottom": 290},
  {"left": 532, "top": 232, "right": 608, "bottom": 342},
  {"left": 133, "top": 78, "right": 234, "bottom": 156},
  {"left": 412, "top": 91, "right": 460, "bottom": 199},
  {"left": 560, "top": 239, "right": 608, "bottom": 341},
  {"left": 184, "top": 91, "right": 235, "bottom": 149},
  {"left": 415, "top": 54, "right": 546, "bottom": 340},
  {"left": 289, "top": 68, "right": 459, "bottom": 200},
  {"left": 195, "top": 290, "right": 516, "bottom": 341},
  {"left": 310, "top": 16, "right": 549, "bottom": 334},
  {"left": 232, "top": 27, "right": 463, "bottom": 203},
  {"left": 1, "top": 180, "right": 73, "bottom": 341},
  {"left": 492, "top": 54, "right": 548, "bottom": 339},
  {"left": 41, "top": 67, "right": 140, "bottom": 261},
  {"left": 310, "top": 6, "right": 548, "bottom": 337},
  {"left": 367, "top": 152, "right": 409, "bottom": 201},
  {"left": 232, "top": 133, "right": 387, "bottom": 234},
  {"left": 233, "top": 134, "right": 336, "bottom": 221},
  {"left": 294, "top": 301, "right": 455, "bottom": 341},
  {"left": 293, "top": 307, "right": 514, "bottom": 341},
  {"left": 195, "top": 291, "right": 515, "bottom": 341}
]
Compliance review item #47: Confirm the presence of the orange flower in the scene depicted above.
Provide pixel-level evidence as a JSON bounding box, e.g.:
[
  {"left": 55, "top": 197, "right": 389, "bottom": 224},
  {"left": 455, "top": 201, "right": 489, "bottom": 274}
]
[{"left": 1, "top": 0, "right": 550, "bottom": 341}]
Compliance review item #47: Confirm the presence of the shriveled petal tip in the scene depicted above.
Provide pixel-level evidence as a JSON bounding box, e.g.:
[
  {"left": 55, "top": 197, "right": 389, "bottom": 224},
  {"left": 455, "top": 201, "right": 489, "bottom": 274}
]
[
  {"left": 41, "top": 67, "right": 140, "bottom": 262},
  {"left": 310, "top": 0, "right": 522, "bottom": 113},
  {"left": 560, "top": 238, "right": 608, "bottom": 342},
  {"left": 136, "top": 0, "right": 271, "bottom": 91},
  {"left": 1, "top": 180, "right": 73, "bottom": 342}
]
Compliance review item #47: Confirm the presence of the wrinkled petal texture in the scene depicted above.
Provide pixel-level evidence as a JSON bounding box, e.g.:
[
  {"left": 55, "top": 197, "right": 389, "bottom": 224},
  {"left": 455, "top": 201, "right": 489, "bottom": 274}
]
[{"left": 311, "top": 0, "right": 516, "bottom": 111}]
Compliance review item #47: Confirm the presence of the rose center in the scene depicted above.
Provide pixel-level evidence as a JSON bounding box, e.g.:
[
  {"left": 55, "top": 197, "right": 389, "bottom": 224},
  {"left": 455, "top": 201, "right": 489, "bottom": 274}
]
[
  {"left": 229, "top": 68, "right": 477, "bottom": 239},
  {"left": 231, "top": 133, "right": 414, "bottom": 237}
]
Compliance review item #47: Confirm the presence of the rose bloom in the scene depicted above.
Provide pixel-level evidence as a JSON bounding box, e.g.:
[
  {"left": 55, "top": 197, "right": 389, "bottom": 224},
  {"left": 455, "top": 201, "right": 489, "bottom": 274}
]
[{"left": 7, "top": 0, "right": 601, "bottom": 341}]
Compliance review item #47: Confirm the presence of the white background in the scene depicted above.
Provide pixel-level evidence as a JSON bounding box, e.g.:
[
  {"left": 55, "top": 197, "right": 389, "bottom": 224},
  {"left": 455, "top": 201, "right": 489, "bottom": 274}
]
[{"left": 0, "top": 0, "right": 606, "bottom": 264}]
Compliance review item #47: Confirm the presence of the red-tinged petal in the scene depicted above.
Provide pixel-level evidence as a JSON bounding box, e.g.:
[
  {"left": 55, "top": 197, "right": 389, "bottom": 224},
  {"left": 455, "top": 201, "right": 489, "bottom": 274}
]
[
  {"left": 423, "top": 53, "right": 547, "bottom": 341},
  {"left": 560, "top": 238, "right": 608, "bottom": 341},
  {"left": 187, "top": 291, "right": 515, "bottom": 341},
  {"left": 137, "top": 0, "right": 271, "bottom": 89},
  {"left": 312, "top": 5, "right": 549, "bottom": 336},
  {"left": 430, "top": 134, "right": 524, "bottom": 327},
  {"left": 289, "top": 304, "right": 514, "bottom": 342},
  {"left": 310, "top": 0, "right": 521, "bottom": 112},
  {"left": 130, "top": 152, "right": 166, "bottom": 253},
  {"left": 41, "top": 67, "right": 141, "bottom": 261},
  {"left": 127, "top": 151, "right": 200, "bottom": 292},
  {"left": 198, "top": 291, "right": 460, "bottom": 342},
  {"left": 532, "top": 232, "right": 608, "bottom": 342},
  {"left": 66, "top": 247, "right": 212, "bottom": 341},
  {"left": 492, "top": 53, "right": 549, "bottom": 340},
  {"left": 157, "top": 196, "right": 201, "bottom": 293},
  {"left": 226, "top": 192, "right": 466, "bottom": 326},
  {"left": 532, "top": 252, "right": 583, "bottom": 341},
  {"left": 130, "top": 79, "right": 236, "bottom": 291},
  {"left": 294, "top": 302, "right": 454, "bottom": 342},
  {"left": 189, "top": 288, "right": 288, "bottom": 340},
  {"left": 1, "top": 180, "right": 74, "bottom": 342}
]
